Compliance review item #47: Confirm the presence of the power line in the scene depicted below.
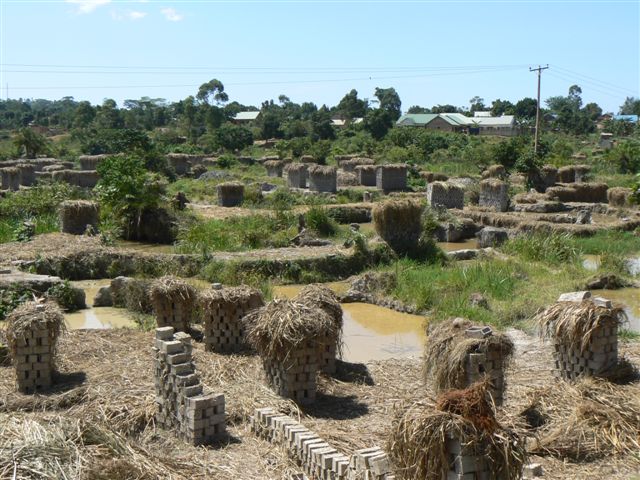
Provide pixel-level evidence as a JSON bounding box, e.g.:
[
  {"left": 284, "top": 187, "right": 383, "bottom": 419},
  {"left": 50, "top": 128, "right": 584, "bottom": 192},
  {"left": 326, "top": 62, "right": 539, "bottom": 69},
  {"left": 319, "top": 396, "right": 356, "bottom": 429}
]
[
  {"left": 552, "top": 64, "right": 637, "bottom": 96},
  {"left": 6, "top": 66, "right": 526, "bottom": 91},
  {"left": 546, "top": 71, "right": 628, "bottom": 99}
]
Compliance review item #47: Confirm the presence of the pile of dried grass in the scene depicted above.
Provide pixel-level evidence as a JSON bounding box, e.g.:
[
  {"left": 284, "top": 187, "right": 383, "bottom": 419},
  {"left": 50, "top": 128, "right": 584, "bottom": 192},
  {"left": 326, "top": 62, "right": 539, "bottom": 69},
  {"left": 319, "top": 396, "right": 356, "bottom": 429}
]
[
  {"left": 607, "top": 187, "right": 633, "bottom": 207},
  {"left": 546, "top": 183, "right": 608, "bottom": 203},
  {"left": 242, "top": 299, "right": 337, "bottom": 362},
  {"left": 58, "top": 200, "right": 100, "bottom": 235},
  {"left": 149, "top": 275, "right": 197, "bottom": 306},
  {"left": 388, "top": 382, "right": 525, "bottom": 480},
  {"left": 283, "top": 162, "right": 306, "bottom": 173},
  {"left": 4, "top": 301, "right": 65, "bottom": 360},
  {"left": 293, "top": 284, "right": 343, "bottom": 356},
  {"left": 481, "top": 164, "right": 506, "bottom": 179},
  {"left": 337, "top": 171, "right": 358, "bottom": 187},
  {"left": 535, "top": 300, "right": 626, "bottom": 353},
  {"left": 424, "top": 318, "right": 514, "bottom": 392},
  {"left": 307, "top": 165, "right": 336, "bottom": 176},
  {"left": 420, "top": 171, "right": 449, "bottom": 182},
  {"left": 521, "top": 377, "right": 640, "bottom": 460},
  {"left": 200, "top": 285, "right": 264, "bottom": 311},
  {"left": 372, "top": 199, "right": 422, "bottom": 254}
]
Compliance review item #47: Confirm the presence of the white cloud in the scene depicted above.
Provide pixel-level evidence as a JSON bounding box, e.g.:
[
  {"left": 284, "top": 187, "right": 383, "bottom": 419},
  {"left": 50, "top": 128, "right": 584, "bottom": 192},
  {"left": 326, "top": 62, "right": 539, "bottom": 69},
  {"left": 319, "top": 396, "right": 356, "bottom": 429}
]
[
  {"left": 160, "top": 7, "right": 184, "bottom": 22},
  {"left": 111, "top": 9, "right": 148, "bottom": 21},
  {"left": 66, "top": 0, "right": 111, "bottom": 14}
]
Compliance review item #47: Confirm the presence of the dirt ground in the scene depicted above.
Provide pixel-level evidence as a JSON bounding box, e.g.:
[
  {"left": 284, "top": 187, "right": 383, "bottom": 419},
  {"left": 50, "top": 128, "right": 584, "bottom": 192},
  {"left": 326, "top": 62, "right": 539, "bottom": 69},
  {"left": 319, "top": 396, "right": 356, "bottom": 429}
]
[{"left": 1, "top": 327, "right": 639, "bottom": 479}]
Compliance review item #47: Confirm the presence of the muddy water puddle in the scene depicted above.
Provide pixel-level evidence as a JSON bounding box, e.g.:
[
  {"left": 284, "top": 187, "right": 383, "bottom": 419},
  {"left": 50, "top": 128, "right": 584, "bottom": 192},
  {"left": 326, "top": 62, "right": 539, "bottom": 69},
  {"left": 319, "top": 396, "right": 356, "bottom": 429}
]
[
  {"left": 437, "top": 238, "right": 478, "bottom": 252},
  {"left": 66, "top": 280, "right": 136, "bottom": 329},
  {"left": 115, "top": 241, "right": 175, "bottom": 254},
  {"left": 597, "top": 288, "right": 640, "bottom": 332},
  {"left": 273, "top": 284, "right": 426, "bottom": 362},
  {"left": 582, "top": 254, "right": 640, "bottom": 275}
]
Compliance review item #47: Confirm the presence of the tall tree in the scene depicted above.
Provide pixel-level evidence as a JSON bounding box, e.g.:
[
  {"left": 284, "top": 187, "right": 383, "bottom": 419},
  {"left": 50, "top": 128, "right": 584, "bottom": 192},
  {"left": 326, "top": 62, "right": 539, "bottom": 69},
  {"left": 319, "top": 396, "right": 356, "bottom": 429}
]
[
  {"left": 336, "top": 89, "right": 369, "bottom": 120},
  {"left": 374, "top": 87, "right": 402, "bottom": 121},
  {"left": 620, "top": 97, "right": 640, "bottom": 116}
]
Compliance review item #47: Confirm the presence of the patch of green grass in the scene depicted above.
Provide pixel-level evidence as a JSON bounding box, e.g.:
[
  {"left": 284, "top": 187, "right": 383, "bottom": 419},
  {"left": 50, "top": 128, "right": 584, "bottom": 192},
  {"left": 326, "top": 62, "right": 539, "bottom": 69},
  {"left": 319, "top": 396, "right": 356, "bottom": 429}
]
[
  {"left": 570, "top": 230, "right": 640, "bottom": 256},
  {"left": 501, "top": 233, "right": 581, "bottom": 265},
  {"left": 387, "top": 256, "right": 594, "bottom": 329},
  {"left": 175, "top": 213, "right": 297, "bottom": 254},
  {"left": 305, "top": 207, "right": 338, "bottom": 237},
  {"left": 0, "top": 213, "right": 60, "bottom": 244},
  {"left": 619, "top": 328, "right": 640, "bottom": 342}
]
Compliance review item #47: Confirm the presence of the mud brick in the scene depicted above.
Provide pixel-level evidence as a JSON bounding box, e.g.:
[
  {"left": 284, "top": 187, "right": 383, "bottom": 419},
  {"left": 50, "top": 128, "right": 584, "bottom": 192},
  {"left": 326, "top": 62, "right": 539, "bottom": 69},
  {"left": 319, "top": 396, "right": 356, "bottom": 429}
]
[
  {"left": 332, "top": 455, "right": 350, "bottom": 475},
  {"left": 295, "top": 432, "right": 318, "bottom": 451},
  {"left": 161, "top": 340, "right": 184, "bottom": 355},
  {"left": 156, "top": 327, "right": 175, "bottom": 340},
  {"left": 558, "top": 291, "right": 591, "bottom": 302},
  {"left": 171, "top": 362, "right": 193, "bottom": 375}
]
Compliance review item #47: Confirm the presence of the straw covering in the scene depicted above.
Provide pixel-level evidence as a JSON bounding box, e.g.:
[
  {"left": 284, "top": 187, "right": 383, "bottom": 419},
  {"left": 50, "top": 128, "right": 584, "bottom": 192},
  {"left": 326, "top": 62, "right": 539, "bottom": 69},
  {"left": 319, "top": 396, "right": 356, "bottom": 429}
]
[
  {"left": 372, "top": 199, "right": 422, "bottom": 254},
  {"left": 242, "top": 298, "right": 337, "bottom": 362},
  {"left": 424, "top": 318, "right": 514, "bottom": 393},
  {"left": 388, "top": 382, "right": 526, "bottom": 480},
  {"left": 5, "top": 301, "right": 65, "bottom": 358}
]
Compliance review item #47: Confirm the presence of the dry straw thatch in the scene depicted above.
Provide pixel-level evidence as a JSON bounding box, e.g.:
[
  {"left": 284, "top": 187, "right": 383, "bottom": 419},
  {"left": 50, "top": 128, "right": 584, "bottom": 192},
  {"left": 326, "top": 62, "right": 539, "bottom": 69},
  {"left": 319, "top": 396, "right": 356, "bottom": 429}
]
[
  {"left": 535, "top": 299, "right": 626, "bottom": 353},
  {"left": 388, "top": 382, "right": 526, "bottom": 480},
  {"left": 4, "top": 301, "right": 65, "bottom": 359},
  {"left": 481, "top": 164, "right": 507, "bottom": 179},
  {"left": 217, "top": 181, "right": 245, "bottom": 207},
  {"left": 293, "top": 284, "right": 343, "bottom": 356},
  {"left": 607, "top": 187, "right": 633, "bottom": 207},
  {"left": 283, "top": 162, "right": 306, "bottom": 173},
  {"left": 420, "top": 171, "right": 449, "bottom": 182},
  {"left": 58, "top": 200, "right": 100, "bottom": 235},
  {"left": 424, "top": 318, "right": 514, "bottom": 392},
  {"left": 546, "top": 183, "right": 609, "bottom": 203},
  {"left": 242, "top": 298, "right": 337, "bottom": 362},
  {"left": 521, "top": 377, "right": 640, "bottom": 460},
  {"left": 149, "top": 276, "right": 197, "bottom": 308},
  {"left": 307, "top": 165, "right": 336, "bottom": 176},
  {"left": 200, "top": 285, "right": 264, "bottom": 310},
  {"left": 372, "top": 198, "right": 422, "bottom": 254}
]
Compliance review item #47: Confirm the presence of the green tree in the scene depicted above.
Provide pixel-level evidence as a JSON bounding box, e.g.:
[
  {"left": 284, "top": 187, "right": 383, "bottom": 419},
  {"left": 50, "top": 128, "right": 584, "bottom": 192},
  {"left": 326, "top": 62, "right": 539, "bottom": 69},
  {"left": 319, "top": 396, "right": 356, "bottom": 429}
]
[
  {"left": 620, "top": 97, "right": 640, "bottom": 116},
  {"left": 95, "top": 99, "right": 123, "bottom": 129},
  {"left": 214, "top": 123, "right": 253, "bottom": 151},
  {"left": 374, "top": 87, "right": 402, "bottom": 121},
  {"left": 336, "top": 89, "right": 369, "bottom": 120},
  {"left": 363, "top": 109, "right": 393, "bottom": 140},
  {"left": 513, "top": 98, "right": 538, "bottom": 123},
  {"left": 490, "top": 99, "right": 515, "bottom": 116},
  {"left": 469, "top": 96, "right": 486, "bottom": 114},
  {"left": 73, "top": 101, "right": 96, "bottom": 129},
  {"left": 196, "top": 79, "right": 228, "bottom": 105},
  {"left": 407, "top": 105, "right": 430, "bottom": 114},
  {"left": 13, "top": 128, "right": 48, "bottom": 158}
]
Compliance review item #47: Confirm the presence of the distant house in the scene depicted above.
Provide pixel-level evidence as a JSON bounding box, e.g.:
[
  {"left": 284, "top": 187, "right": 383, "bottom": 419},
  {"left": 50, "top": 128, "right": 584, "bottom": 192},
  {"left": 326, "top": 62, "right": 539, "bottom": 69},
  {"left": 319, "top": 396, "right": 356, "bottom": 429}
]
[
  {"left": 396, "top": 113, "right": 518, "bottom": 136},
  {"left": 330, "top": 117, "right": 364, "bottom": 128},
  {"left": 232, "top": 111, "right": 261, "bottom": 124},
  {"left": 613, "top": 114, "right": 639, "bottom": 123}
]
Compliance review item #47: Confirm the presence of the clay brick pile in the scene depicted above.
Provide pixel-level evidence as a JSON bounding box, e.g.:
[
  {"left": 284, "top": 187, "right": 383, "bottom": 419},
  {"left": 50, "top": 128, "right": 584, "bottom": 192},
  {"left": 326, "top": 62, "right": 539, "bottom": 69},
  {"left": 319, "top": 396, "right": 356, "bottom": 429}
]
[
  {"left": 445, "top": 434, "right": 490, "bottom": 480},
  {"left": 426, "top": 181, "right": 464, "bottom": 209},
  {"left": 12, "top": 324, "right": 55, "bottom": 394},
  {"left": 153, "top": 327, "right": 226, "bottom": 445},
  {"left": 262, "top": 342, "right": 318, "bottom": 405},
  {"left": 550, "top": 292, "right": 619, "bottom": 380},
  {"left": 150, "top": 276, "right": 197, "bottom": 333},
  {"left": 463, "top": 326, "right": 507, "bottom": 405},
  {"left": 5, "top": 301, "right": 64, "bottom": 395},
  {"left": 252, "top": 407, "right": 395, "bottom": 480},
  {"left": 200, "top": 286, "right": 265, "bottom": 353}
]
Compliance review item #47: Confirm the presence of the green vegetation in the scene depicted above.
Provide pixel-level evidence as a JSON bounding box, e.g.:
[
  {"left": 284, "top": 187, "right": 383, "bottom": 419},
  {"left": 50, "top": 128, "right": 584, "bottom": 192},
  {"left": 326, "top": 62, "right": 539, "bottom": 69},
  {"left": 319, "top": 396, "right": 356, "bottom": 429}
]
[
  {"left": 175, "top": 213, "right": 297, "bottom": 254},
  {"left": 502, "top": 233, "right": 581, "bottom": 265},
  {"left": 305, "top": 207, "right": 338, "bottom": 236}
]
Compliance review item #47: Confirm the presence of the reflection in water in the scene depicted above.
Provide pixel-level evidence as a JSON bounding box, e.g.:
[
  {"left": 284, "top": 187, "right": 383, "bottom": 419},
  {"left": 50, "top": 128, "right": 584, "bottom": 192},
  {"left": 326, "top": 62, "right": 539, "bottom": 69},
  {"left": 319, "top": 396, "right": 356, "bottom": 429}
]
[
  {"left": 583, "top": 254, "right": 600, "bottom": 271},
  {"left": 341, "top": 303, "right": 426, "bottom": 363},
  {"left": 273, "top": 281, "right": 349, "bottom": 300},
  {"left": 65, "top": 307, "right": 135, "bottom": 330},
  {"left": 273, "top": 284, "right": 426, "bottom": 362}
]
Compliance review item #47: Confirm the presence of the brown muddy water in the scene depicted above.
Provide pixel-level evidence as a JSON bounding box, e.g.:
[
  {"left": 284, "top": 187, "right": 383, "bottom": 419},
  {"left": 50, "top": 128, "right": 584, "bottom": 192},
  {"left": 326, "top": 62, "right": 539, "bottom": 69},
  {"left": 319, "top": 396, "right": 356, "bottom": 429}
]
[
  {"left": 115, "top": 241, "right": 175, "bottom": 254},
  {"left": 65, "top": 280, "right": 427, "bottom": 362},
  {"left": 598, "top": 288, "right": 640, "bottom": 332},
  {"left": 272, "top": 284, "right": 426, "bottom": 362}
]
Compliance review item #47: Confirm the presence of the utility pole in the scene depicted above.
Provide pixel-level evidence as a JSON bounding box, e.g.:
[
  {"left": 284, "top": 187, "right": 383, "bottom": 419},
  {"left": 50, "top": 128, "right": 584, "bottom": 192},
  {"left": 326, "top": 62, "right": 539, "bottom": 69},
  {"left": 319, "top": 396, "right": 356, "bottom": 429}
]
[{"left": 530, "top": 65, "right": 548, "bottom": 155}]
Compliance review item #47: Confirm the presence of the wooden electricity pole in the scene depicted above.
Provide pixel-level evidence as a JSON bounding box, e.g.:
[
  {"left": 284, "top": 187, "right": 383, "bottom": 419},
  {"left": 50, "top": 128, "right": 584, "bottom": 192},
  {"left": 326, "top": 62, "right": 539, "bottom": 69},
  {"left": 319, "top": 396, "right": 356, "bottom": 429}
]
[{"left": 530, "top": 65, "right": 549, "bottom": 155}]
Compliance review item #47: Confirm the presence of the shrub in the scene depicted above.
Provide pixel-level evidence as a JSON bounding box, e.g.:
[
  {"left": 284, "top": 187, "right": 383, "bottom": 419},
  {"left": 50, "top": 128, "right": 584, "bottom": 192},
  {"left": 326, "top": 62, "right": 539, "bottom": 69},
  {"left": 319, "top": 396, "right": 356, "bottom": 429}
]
[
  {"left": 502, "top": 233, "right": 580, "bottom": 265},
  {"left": 305, "top": 207, "right": 338, "bottom": 236}
]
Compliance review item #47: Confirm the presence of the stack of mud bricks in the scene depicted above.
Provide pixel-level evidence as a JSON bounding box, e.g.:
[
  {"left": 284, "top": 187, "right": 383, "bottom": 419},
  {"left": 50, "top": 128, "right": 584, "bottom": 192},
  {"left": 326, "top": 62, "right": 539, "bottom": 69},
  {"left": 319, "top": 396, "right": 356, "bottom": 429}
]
[
  {"left": 13, "top": 325, "right": 55, "bottom": 394},
  {"left": 263, "top": 342, "right": 318, "bottom": 404},
  {"left": 202, "top": 286, "right": 264, "bottom": 353},
  {"left": 376, "top": 165, "right": 407, "bottom": 193},
  {"left": 427, "top": 181, "right": 464, "bottom": 209},
  {"left": 252, "top": 407, "right": 395, "bottom": 480},
  {"left": 552, "top": 292, "right": 618, "bottom": 380},
  {"left": 464, "top": 326, "right": 506, "bottom": 406},
  {"left": 319, "top": 337, "right": 338, "bottom": 375},
  {"left": 285, "top": 163, "right": 308, "bottom": 188},
  {"left": 155, "top": 298, "right": 191, "bottom": 333},
  {"left": 153, "top": 327, "right": 226, "bottom": 445},
  {"left": 446, "top": 433, "right": 490, "bottom": 480},
  {"left": 479, "top": 179, "right": 509, "bottom": 212},
  {"left": 355, "top": 165, "right": 377, "bottom": 187}
]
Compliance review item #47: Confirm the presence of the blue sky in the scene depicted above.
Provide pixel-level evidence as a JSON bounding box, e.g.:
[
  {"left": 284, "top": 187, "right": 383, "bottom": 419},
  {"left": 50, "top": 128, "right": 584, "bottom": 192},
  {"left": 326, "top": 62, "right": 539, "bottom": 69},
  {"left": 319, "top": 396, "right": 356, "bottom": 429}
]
[{"left": 1, "top": 0, "right": 638, "bottom": 113}]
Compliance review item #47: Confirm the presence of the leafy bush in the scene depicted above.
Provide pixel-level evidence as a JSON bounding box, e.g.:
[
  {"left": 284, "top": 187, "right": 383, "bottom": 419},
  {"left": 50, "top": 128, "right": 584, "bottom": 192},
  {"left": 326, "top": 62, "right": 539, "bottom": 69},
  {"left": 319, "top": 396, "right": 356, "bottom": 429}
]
[
  {"left": 77, "top": 128, "right": 152, "bottom": 155},
  {"left": 47, "top": 280, "right": 84, "bottom": 312},
  {"left": 606, "top": 141, "right": 640, "bottom": 174},
  {"left": 217, "top": 153, "right": 237, "bottom": 169},
  {"left": 305, "top": 207, "right": 338, "bottom": 236}
]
